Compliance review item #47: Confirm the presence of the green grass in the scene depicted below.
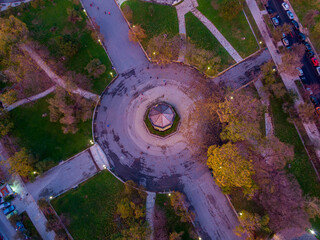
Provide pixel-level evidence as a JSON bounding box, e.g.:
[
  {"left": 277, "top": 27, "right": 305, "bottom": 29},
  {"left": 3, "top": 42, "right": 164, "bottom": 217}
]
[
  {"left": 185, "top": 12, "right": 235, "bottom": 70},
  {"left": 21, "top": 211, "right": 42, "bottom": 240},
  {"left": 144, "top": 107, "right": 180, "bottom": 137},
  {"left": 3, "top": 0, "right": 114, "bottom": 94},
  {"left": 270, "top": 97, "right": 320, "bottom": 231},
  {"left": 243, "top": 2, "right": 264, "bottom": 47},
  {"left": 51, "top": 171, "right": 124, "bottom": 240},
  {"left": 121, "top": 0, "right": 179, "bottom": 46},
  {"left": 155, "top": 194, "right": 196, "bottom": 240},
  {"left": 197, "top": 0, "right": 259, "bottom": 57},
  {"left": 10, "top": 95, "right": 92, "bottom": 164}
]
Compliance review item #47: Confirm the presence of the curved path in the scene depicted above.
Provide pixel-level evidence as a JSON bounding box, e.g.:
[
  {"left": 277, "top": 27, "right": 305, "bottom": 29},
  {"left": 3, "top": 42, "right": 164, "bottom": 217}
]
[{"left": 83, "top": 0, "right": 243, "bottom": 239}]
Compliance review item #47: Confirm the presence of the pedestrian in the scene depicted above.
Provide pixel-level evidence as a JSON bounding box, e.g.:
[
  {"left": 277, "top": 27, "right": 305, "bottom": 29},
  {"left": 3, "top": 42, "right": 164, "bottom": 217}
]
[
  {"left": 104, "top": 11, "right": 106, "bottom": 14},
  {"left": 108, "top": 11, "right": 111, "bottom": 15},
  {"left": 97, "top": 6, "right": 99, "bottom": 10}
]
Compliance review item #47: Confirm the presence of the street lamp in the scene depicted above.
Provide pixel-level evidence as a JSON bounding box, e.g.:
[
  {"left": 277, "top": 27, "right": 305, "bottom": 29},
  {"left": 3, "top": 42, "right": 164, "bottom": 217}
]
[
  {"left": 310, "top": 229, "right": 316, "bottom": 235},
  {"left": 49, "top": 196, "right": 53, "bottom": 200}
]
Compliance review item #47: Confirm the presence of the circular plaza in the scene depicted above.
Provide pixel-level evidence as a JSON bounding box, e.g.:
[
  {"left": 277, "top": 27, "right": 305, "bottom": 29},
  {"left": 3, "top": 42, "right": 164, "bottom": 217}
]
[{"left": 93, "top": 63, "right": 210, "bottom": 191}]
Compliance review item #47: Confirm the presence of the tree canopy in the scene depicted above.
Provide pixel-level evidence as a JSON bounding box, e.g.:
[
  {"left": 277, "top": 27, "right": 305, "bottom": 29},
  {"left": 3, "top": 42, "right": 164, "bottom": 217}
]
[{"left": 207, "top": 142, "right": 257, "bottom": 196}]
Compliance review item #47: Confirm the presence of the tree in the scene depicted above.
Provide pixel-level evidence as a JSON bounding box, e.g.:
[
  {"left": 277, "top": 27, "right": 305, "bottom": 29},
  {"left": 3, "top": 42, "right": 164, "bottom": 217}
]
[
  {"left": 0, "top": 89, "right": 16, "bottom": 106},
  {"left": 30, "top": 0, "right": 45, "bottom": 8},
  {"left": 114, "top": 222, "right": 150, "bottom": 240},
  {"left": 47, "top": 87, "right": 94, "bottom": 134},
  {"left": 271, "top": 23, "right": 292, "bottom": 42},
  {"left": 304, "top": 196, "right": 320, "bottom": 220},
  {"left": 128, "top": 24, "right": 146, "bottom": 43},
  {"left": 0, "top": 110, "right": 13, "bottom": 137},
  {"left": 169, "top": 232, "right": 183, "bottom": 240},
  {"left": 54, "top": 34, "right": 80, "bottom": 58},
  {"left": 207, "top": 142, "right": 257, "bottom": 196},
  {"left": 261, "top": 60, "right": 276, "bottom": 86},
  {"left": 67, "top": 7, "right": 83, "bottom": 24},
  {"left": 170, "top": 192, "right": 194, "bottom": 223},
  {"left": 297, "top": 102, "right": 316, "bottom": 123},
  {"left": 5, "top": 148, "right": 33, "bottom": 177},
  {"left": 235, "top": 211, "right": 270, "bottom": 237},
  {"left": 258, "top": 136, "right": 294, "bottom": 170},
  {"left": 0, "top": 16, "right": 28, "bottom": 66},
  {"left": 254, "top": 170, "right": 310, "bottom": 232},
  {"left": 147, "top": 35, "right": 182, "bottom": 64},
  {"left": 269, "top": 82, "right": 287, "bottom": 98},
  {"left": 219, "top": 0, "right": 243, "bottom": 20},
  {"left": 280, "top": 44, "right": 304, "bottom": 75},
  {"left": 185, "top": 42, "right": 221, "bottom": 77},
  {"left": 216, "top": 92, "right": 262, "bottom": 142},
  {"left": 85, "top": 58, "right": 106, "bottom": 79},
  {"left": 122, "top": 4, "right": 133, "bottom": 22},
  {"left": 117, "top": 198, "right": 134, "bottom": 219}
]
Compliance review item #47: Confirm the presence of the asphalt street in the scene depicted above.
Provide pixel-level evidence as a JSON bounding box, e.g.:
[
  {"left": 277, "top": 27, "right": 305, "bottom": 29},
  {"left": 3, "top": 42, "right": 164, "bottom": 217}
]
[{"left": 267, "top": 0, "right": 320, "bottom": 94}]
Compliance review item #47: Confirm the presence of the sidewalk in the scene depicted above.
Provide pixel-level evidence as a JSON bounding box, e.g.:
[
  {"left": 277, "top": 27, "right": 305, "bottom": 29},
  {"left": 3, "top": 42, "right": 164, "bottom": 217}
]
[
  {"left": 6, "top": 86, "right": 56, "bottom": 111},
  {"left": 21, "top": 44, "right": 98, "bottom": 101}
]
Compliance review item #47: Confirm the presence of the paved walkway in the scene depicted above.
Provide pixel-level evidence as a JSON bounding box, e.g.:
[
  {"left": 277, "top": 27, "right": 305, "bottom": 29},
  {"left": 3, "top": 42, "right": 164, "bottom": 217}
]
[
  {"left": 6, "top": 86, "right": 56, "bottom": 111},
  {"left": 191, "top": 9, "right": 243, "bottom": 63},
  {"left": 26, "top": 149, "right": 98, "bottom": 200},
  {"left": 81, "top": 0, "right": 148, "bottom": 73},
  {"left": 12, "top": 176, "right": 56, "bottom": 240},
  {"left": 21, "top": 44, "right": 98, "bottom": 101},
  {"left": 146, "top": 192, "right": 156, "bottom": 240},
  {"left": 246, "top": 0, "right": 320, "bottom": 157}
]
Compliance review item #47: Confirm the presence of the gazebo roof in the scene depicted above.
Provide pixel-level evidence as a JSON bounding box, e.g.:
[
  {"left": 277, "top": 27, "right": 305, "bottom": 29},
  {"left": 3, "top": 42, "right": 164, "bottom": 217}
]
[{"left": 148, "top": 103, "right": 175, "bottom": 129}]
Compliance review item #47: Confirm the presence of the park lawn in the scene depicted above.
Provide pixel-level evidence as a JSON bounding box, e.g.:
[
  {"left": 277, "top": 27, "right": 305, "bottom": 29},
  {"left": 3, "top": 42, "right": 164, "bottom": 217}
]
[
  {"left": 20, "top": 211, "right": 42, "bottom": 240},
  {"left": 51, "top": 171, "right": 124, "bottom": 240},
  {"left": 270, "top": 96, "right": 320, "bottom": 231},
  {"left": 121, "top": 0, "right": 179, "bottom": 47},
  {"left": 155, "top": 194, "right": 196, "bottom": 240},
  {"left": 10, "top": 95, "right": 92, "bottom": 164},
  {"left": 3, "top": 0, "right": 114, "bottom": 94},
  {"left": 185, "top": 12, "right": 235, "bottom": 70},
  {"left": 197, "top": 0, "right": 259, "bottom": 57}
]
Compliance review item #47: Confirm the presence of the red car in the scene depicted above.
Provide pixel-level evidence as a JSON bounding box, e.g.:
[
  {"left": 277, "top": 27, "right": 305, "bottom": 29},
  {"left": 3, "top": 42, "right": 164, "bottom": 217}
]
[{"left": 311, "top": 57, "right": 319, "bottom": 66}]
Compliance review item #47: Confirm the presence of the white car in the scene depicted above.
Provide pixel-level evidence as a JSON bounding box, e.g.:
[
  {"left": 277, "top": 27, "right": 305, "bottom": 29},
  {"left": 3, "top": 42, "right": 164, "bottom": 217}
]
[
  {"left": 287, "top": 10, "right": 294, "bottom": 20},
  {"left": 281, "top": 37, "right": 290, "bottom": 47},
  {"left": 316, "top": 66, "right": 320, "bottom": 76},
  {"left": 296, "top": 67, "right": 304, "bottom": 76},
  {"left": 282, "top": 2, "right": 289, "bottom": 10}
]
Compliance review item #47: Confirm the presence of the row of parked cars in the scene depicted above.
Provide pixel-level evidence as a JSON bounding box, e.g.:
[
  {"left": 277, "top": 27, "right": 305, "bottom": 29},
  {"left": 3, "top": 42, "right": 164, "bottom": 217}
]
[
  {"left": 267, "top": 1, "right": 320, "bottom": 115},
  {"left": 0, "top": 196, "right": 15, "bottom": 216}
]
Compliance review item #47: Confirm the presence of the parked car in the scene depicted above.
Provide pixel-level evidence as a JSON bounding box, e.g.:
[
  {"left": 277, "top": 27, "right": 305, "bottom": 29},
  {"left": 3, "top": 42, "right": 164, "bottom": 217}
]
[
  {"left": 307, "top": 50, "right": 315, "bottom": 58},
  {"left": 282, "top": 2, "right": 289, "bottom": 10},
  {"left": 272, "top": 16, "right": 280, "bottom": 26},
  {"left": 298, "top": 32, "right": 306, "bottom": 42},
  {"left": 290, "top": 20, "right": 299, "bottom": 29},
  {"left": 316, "top": 67, "right": 320, "bottom": 76},
  {"left": 281, "top": 37, "right": 290, "bottom": 48},
  {"left": 3, "top": 205, "right": 15, "bottom": 215},
  {"left": 296, "top": 67, "right": 304, "bottom": 76},
  {"left": 310, "top": 96, "right": 320, "bottom": 115},
  {"left": 15, "top": 221, "right": 26, "bottom": 232},
  {"left": 305, "top": 42, "right": 312, "bottom": 52},
  {"left": 287, "top": 10, "right": 294, "bottom": 19},
  {"left": 311, "top": 57, "right": 319, "bottom": 66},
  {"left": 0, "top": 202, "right": 10, "bottom": 210}
]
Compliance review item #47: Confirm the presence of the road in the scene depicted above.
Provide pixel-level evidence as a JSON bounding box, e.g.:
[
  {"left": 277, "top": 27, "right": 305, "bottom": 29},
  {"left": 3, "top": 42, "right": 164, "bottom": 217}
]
[{"left": 267, "top": 0, "right": 320, "bottom": 94}]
